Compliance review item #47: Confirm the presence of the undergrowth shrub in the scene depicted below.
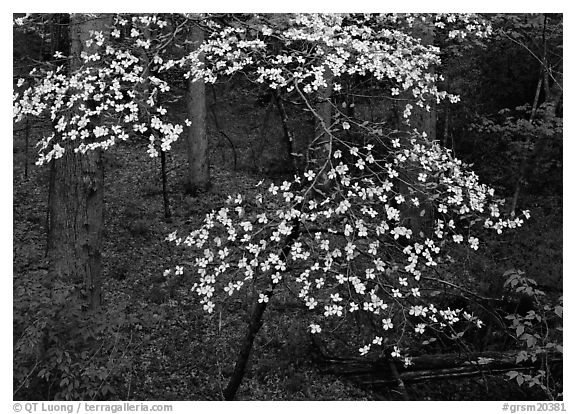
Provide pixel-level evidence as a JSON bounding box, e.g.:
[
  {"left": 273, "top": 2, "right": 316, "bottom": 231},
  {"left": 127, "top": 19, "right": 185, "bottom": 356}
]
[
  {"left": 501, "top": 270, "right": 563, "bottom": 399},
  {"left": 14, "top": 277, "right": 132, "bottom": 400}
]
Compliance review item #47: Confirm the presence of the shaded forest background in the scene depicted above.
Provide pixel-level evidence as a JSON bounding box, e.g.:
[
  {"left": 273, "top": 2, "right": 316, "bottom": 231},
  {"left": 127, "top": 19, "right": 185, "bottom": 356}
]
[{"left": 13, "top": 13, "right": 562, "bottom": 401}]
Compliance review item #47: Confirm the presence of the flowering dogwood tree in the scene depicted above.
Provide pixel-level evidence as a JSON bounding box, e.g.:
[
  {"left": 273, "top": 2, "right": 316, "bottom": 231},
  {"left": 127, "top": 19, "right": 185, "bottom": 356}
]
[
  {"left": 159, "top": 13, "right": 528, "bottom": 399},
  {"left": 13, "top": 14, "right": 184, "bottom": 164},
  {"left": 13, "top": 13, "right": 529, "bottom": 399}
]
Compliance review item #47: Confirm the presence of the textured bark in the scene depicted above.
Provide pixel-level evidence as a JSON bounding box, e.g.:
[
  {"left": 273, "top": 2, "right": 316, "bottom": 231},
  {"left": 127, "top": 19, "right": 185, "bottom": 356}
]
[
  {"left": 396, "top": 17, "right": 437, "bottom": 233},
  {"left": 48, "top": 149, "right": 104, "bottom": 308},
  {"left": 273, "top": 92, "right": 297, "bottom": 174},
  {"left": 315, "top": 71, "right": 333, "bottom": 162},
  {"left": 311, "top": 68, "right": 333, "bottom": 191},
  {"left": 442, "top": 107, "right": 450, "bottom": 149},
  {"left": 47, "top": 14, "right": 111, "bottom": 309},
  {"left": 185, "top": 21, "right": 210, "bottom": 194},
  {"left": 208, "top": 87, "right": 238, "bottom": 170},
  {"left": 253, "top": 97, "right": 274, "bottom": 170},
  {"left": 409, "top": 18, "right": 437, "bottom": 140}
]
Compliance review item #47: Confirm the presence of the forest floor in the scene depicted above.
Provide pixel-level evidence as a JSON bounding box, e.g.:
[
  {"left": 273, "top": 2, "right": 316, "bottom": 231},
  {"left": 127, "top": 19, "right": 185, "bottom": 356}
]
[{"left": 13, "top": 129, "right": 562, "bottom": 400}]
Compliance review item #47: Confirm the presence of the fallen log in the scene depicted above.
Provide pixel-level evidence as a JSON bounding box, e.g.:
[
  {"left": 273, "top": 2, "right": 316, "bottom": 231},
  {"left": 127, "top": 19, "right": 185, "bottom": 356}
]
[{"left": 319, "top": 350, "right": 562, "bottom": 387}]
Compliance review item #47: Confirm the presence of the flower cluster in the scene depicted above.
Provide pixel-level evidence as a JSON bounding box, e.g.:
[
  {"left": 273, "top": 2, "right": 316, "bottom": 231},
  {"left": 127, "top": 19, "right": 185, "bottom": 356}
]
[
  {"left": 167, "top": 125, "right": 525, "bottom": 361},
  {"left": 13, "top": 13, "right": 492, "bottom": 166},
  {"left": 13, "top": 14, "right": 183, "bottom": 165},
  {"left": 163, "top": 13, "right": 491, "bottom": 119}
]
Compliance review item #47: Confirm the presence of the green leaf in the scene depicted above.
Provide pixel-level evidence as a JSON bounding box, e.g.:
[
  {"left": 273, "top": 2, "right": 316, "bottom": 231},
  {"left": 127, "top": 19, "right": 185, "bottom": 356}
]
[
  {"left": 556, "top": 345, "right": 563, "bottom": 353},
  {"left": 507, "top": 371, "right": 519, "bottom": 379},
  {"left": 516, "top": 351, "right": 528, "bottom": 363},
  {"left": 526, "top": 334, "right": 537, "bottom": 348},
  {"left": 554, "top": 306, "right": 563, "bottom": 318}
]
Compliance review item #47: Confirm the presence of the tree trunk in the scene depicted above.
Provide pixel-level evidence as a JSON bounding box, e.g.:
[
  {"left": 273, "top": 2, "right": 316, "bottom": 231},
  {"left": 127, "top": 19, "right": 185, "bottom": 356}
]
[
  {"left": 185, "top": 20, "right": 210, "bottom": 194},
  {"left": 315, "top": 71, "right": 333, "bottom": 161},
  {"left": 309, "top": 67, "right": 333, "bottom": 192},
  {"left": 48, "top": 150, "right": 104, "bottom": 308},
  {"left": 410, "top": 17, "right": 437, "bottom": 141},
  {"left": 396, "top": 15, "right": 437, "bottom": 233},
  {"left": 253, "top": 97, "right": 274, "bottom": 171},
  {"left": 223, "top": 218, "right": 301, "bottom": 400},
  {"left": 208, "top": 86, "right": 238, "bottom": 170},
  {"left": 47, "top": 14, "right": 111, "bottom": 309},
  {"left": 222, "top": 293, "right": 272, "bottom": 400},
  {"left": 273, "top": 91, "right": 297, "bottom": 174}
]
